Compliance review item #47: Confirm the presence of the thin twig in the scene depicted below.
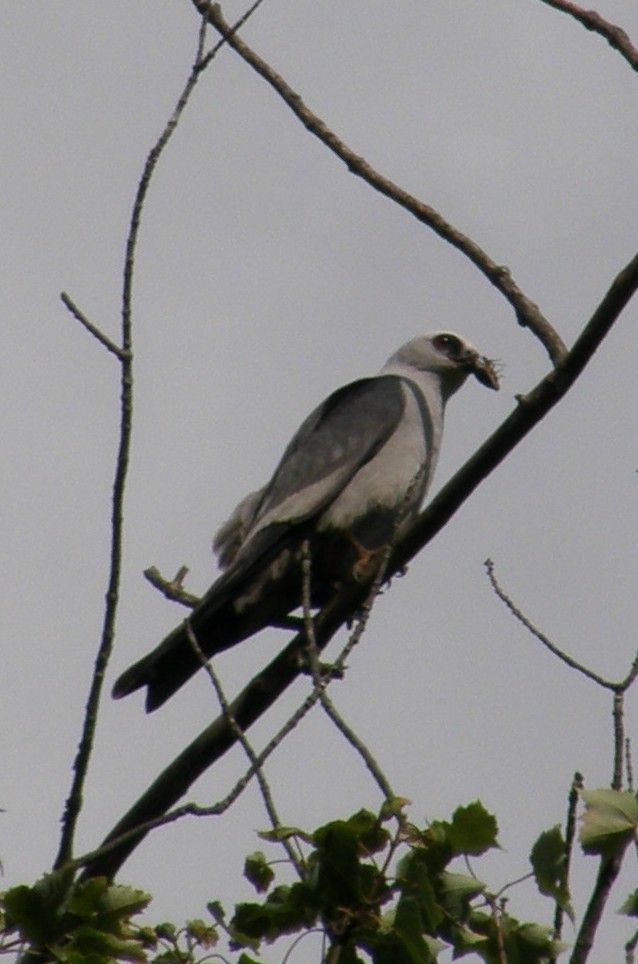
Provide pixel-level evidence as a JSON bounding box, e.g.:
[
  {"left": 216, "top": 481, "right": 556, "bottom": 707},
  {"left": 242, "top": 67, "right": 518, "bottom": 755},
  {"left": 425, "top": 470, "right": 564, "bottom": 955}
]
[
  {"left": 619, "top": 651, "right": 638, "bottom": 691},
  {"left": 626, "top": 738, "right": 634, "bottom": 791},
  {"left": 484, "top": 559, "right": 615, "bottom": 689},
  {"left": 486, "top": 896, "right": 508, "bottom": 964},
  {"left": 73, "top": 682, "right": 322, "bottom": 876},
  {"left": 537, "top": 0, "right": 638, "bottom": 71},
  {"left": 299, "top": 543, "right": 395, "bottom": 800},
  {"left": 143, "top": 565, "right": 200, "bottom": 608},
  {"left": 60, "top": 292, "right": 128, "bottom": 360},
  {"left": 197, "top": 0, "right": 269, "bottom": 71},
  {"left": 194, "top": 1, "right": 565, "bottom": 366},
  {"left": 52, "top": 22, "right": 213, "bottom": 871},
  {"left": 551, "top": 772, "right": 583, "bottom": 958},
  {"left": 612, "top": 692, "right": 625, "bottom": 791},
  {"left": 184, "top": 621, "right": 304, "bottom": 876}
]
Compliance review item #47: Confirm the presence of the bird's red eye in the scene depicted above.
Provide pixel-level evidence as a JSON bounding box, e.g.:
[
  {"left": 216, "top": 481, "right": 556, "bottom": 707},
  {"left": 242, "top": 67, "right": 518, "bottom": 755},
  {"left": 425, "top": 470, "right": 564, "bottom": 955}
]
[{"left": 433, "top": 333, "right": 460, "bottom": 355}]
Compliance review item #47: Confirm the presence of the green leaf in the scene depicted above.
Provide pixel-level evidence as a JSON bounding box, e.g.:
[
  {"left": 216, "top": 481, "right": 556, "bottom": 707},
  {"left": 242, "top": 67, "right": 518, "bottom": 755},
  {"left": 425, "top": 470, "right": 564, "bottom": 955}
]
[
  {"left": 345, "top": 808, "right": 391, "bottom": 856},
  {"left": 206, "top": 901, "right": 225, "bottom": 924},
  {"left": 448, "top": 802, "right": 499, "bottom": 857},
  {"left": 2, "top": 876, "right": 70, "bottom": 946},
  {"left": 67, "top": 879, "right": 150, "bottom": 925},
  {"left": 313, "top": 820, "right": 363, "bottom": 909},
  {"left": 392, "top": 895, "right": 438, "bottom": 963},
  {"left": 618, "top": 888, "right": 638, "bottom": 917},
  {"left": 395, "top": 849, "right": 444, "bottom": 932},
  {"left": 244, "top": 851, "right": 275, "bottom": 894},
  {"left": 232, "top": 882, "right": 317, "bottom": 944},
  {"left": 66, "top": 923, "right": 146, "bottom": 961},
  {"left": 580, "top": 789, "right": 638, "bottom": 856},
  {"left": 185, "top": 918, "right": 218, "bottom": 947},
  {"left": 153, "top": 921, "right": 177, "bottom": 940},
  {"left": 436, "top": 871, "right": 485, "bottom": 919},
  {"left": 530, "top": 826, "right": 574, "bottom": 922},
  {"left": 464, "top": 910, "right": 564, "bottom": 963}
]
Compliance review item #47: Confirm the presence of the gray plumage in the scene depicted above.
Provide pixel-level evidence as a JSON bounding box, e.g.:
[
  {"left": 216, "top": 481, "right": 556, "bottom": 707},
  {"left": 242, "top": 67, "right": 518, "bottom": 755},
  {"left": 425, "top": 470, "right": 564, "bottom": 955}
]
[{"left": 113, "top": 331, "right": 498, "bottom": 711}]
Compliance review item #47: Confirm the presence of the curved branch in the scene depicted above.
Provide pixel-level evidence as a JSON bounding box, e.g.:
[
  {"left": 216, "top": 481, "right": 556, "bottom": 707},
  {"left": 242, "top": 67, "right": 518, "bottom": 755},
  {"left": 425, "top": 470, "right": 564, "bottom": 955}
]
[
  {"left": 537, "top": 0, "right": 638, "bottom": 72},
  {"left": 193, "top": 1, "right": 566, "bottom": 365}
]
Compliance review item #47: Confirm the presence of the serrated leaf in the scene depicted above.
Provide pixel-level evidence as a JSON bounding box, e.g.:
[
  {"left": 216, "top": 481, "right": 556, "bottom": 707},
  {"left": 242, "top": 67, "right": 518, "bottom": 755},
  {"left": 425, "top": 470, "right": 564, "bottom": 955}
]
[
  {"left": 448, "top": 802, "right": 499, "bottom": 857},
  {"left": 345, "top": 808, "right": 391, "bottom": 855},
  {"left": 67, "top": 879, "right": 150, "bottom": 923},
  {"left": 530, "top": 826, "right": 574, "bottom": 923},
  {"left": 1, "top": 880, "right": 68, "bottom": 946},
  {"left": 244, "top": 852, "right": 275, "bottom": 894},
  {"left": 580, "top": 789, "right": 638, "bottom": 856},
  {"left": 69, "top": 923, "right": 146, "bottom": 961}
]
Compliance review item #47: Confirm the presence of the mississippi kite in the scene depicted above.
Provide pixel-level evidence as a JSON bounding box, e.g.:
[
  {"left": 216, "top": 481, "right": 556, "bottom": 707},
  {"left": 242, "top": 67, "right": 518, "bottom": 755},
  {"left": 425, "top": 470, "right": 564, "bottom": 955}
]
[{"left": 113, "top": 332, "right": 498, "bottom": 711}]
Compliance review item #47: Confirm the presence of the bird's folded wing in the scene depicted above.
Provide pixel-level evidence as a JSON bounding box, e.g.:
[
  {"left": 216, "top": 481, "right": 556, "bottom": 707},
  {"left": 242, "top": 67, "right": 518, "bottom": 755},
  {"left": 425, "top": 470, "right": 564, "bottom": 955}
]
[{"left": 220, "top": 374, "right": 408, "bottom": 576}]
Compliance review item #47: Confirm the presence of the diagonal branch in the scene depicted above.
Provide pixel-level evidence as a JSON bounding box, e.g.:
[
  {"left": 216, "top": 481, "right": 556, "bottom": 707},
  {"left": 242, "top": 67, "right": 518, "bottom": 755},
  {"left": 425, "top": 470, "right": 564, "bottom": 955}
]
[
  {"left": 60, "top": 292, "right": 128, "bottom": 360},
  {"left": 537, "top": 0, "right": 638, "bottom": 72},
  {"left": 80, "top": 581, "right": 369, "bottom": 880},
  {"left": 394, "top": 247, "right": 638, "bottom": 569},
  {"left": 193, "top": 1, "right": 566, "bottom": 365},
  {"left": 81, "top": 247, "right": 638, "bottom": 881}
]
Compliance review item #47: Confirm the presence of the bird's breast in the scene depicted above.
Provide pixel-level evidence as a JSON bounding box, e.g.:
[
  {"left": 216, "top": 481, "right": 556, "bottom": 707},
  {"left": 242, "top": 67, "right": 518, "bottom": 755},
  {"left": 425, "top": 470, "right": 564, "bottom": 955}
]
[{"left": 318, "top": 382, "right": 440, "bottom": 536}]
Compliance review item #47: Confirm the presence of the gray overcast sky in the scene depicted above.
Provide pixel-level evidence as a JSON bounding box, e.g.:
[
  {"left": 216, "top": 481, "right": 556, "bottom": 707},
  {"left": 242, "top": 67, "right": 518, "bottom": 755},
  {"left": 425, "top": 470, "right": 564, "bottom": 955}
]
[{"left": 2, "top": 1, "right": 638, "bottom": 960}]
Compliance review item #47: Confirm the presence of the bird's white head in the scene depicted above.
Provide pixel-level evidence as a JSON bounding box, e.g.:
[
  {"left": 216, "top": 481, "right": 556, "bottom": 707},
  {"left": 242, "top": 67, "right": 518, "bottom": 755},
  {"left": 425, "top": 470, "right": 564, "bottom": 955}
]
[{"left": 382, "top": 331, "right": 499, "bottom": 400}]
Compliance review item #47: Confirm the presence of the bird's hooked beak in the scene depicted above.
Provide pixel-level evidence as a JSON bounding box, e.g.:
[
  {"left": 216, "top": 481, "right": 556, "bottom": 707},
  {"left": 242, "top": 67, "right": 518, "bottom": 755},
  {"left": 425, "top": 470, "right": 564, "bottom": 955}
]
[{"left": 464, "top": 350, "right": 500, "bottom": 390}]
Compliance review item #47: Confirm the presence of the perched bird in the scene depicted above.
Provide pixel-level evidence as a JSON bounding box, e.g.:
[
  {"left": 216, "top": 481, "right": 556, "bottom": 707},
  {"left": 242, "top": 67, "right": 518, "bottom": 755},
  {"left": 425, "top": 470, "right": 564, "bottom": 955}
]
[{"left": 113, "top": 332, "right": 499, "bottom": 711}]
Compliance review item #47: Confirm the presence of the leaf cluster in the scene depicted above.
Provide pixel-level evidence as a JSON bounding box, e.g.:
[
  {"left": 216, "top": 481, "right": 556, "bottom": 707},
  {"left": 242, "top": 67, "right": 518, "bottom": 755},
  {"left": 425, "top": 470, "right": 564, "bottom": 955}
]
[
  {"left": 226, "top": 800, "right": 565, "bottom": 963},
  {"left": 2, "top": 789, "right": 637, "bottom": 961},
  {"left": 0, "top": 875, "right": 218, "bottom": 963}
]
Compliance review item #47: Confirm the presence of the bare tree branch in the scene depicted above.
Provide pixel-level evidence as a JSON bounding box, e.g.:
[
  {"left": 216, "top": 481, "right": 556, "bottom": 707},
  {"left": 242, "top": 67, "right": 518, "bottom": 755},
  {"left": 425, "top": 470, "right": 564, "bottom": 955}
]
[
  {"left": 52, "top": 20, "right": 213, "bottom": 873},
  {"left": 186, "top": 621, "right": 304, "bottom": 876},
  {"left": 300, "top": 543, "right": 395, "bottom": 801},
  {"left": 143, "top": 564, "right": 199, "bottom": 607},
  {"left": 484, "top": 559, "right": 616, "bottom": 690},
  {"left": 193, "top": 1, "right": 566, "bottom": 365},
  {"left": 60, "top": 292, "right": 128, "bottom": 360},
  {"left": 537, "top": 0, "right": 638, "bottom": 71},
  {"left": 394, "top": 247, "right": 638, "bottom": 570},
  {"left": 550, "top": 772, "right": 583, "bottom": 960},
  {"left": 570, "top": 849, "right": 628, "bottom": 964},
  {"left": 80, "top": 581, "right": 369, "bottom": 879}
]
